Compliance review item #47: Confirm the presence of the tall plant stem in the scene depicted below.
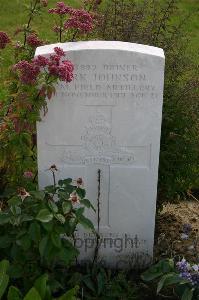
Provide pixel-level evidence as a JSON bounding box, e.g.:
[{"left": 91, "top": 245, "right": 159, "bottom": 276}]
[
  {"left": 92, "top": 169, "right": 101, "bottom": 265},
  {"left": 24, "top": 0, "right": 40, "bottom": 46}
]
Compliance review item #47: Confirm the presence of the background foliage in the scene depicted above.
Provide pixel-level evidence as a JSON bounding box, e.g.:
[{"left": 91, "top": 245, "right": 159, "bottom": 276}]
[
  {"left": 93, "top": 0, "right": 199, "bottom": 200},
  {"left": 0, "top": 0, "right": 198, "bottom": 201}
]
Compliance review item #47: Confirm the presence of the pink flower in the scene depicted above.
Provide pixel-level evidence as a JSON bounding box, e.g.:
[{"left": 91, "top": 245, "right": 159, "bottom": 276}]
[
  {"left": 47, "top": 48, "right": 74, "bottom": 82},
  {"left": 27, "top": 33, "right": 43, "bottom": 48},
  {"left": 49, "top": 53, "right": 60, "bottom": 65},
  {"left": 13, "top": 60, "right": 40, "bottom": 85},
  {"left": 0, "top": 31, "right": 10, "bottom": 49},
  {"left": 54, "top": 47, "right": 65, "bottom": 56},
  {"left": 48, "top": 63, "right": 59, "bottom": 76},
  {"left": 64, "top": 9, "right": 93, "bottom": 32},
  {"left": 14, "top": 47, "right": 73, "bottom": 85},
  {"left": 76, "top": 178, "right": 84, "bottom": 187},
  {"left": 18, "top": 188, "right": 30, "bottom": 201},
  {"left": 34, "top": 55, "right": 49, "bottom": 67},
  {"left": 48, "top": 2, "right": 72, "bottom": 15},
  {"left": 58, "top": 60, "right": 74, "bottom": 82},
  {"left": 69, "top": 192, "right": 80, "bottom": 204},
  {"left": 23, "top": 171, "right": 33, "bottom": 178}
]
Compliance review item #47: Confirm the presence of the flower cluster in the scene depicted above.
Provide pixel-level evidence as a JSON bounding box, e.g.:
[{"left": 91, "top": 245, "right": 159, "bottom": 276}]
[
  {"left": 36, "top": 46, "right": 74, "bottom": 81},
  {"left": 13, "top": 60, "right": 40, "bottom": 85},
  {"left": 176, "top": 258, "right": 199, "bottom": 286},
  {"left": 14, "top": 47, "right": 74, "bottom": 85},
  {"left": 0, "top": 31, "right": 10, "bottom": 49},
  {"left": 27, "top": 33, "right": 43, "bottom": 48},
  {"left": 64, "top": 9, "right": 94, "bottom": 33},
  {"left": 69, "top": 191, "right": 80, "bottom": 204},
  {"left": 49, "top": 2, "right": 94, "bottom": 34},
  {"left": 48, "top": 2, "right": 72, "bottom": 15},
  {"left": 18, "top": 187, "right": 30, "bottom": 201},
  {"left": 23, "top": 171, "right": 33, "bottom": 178}
]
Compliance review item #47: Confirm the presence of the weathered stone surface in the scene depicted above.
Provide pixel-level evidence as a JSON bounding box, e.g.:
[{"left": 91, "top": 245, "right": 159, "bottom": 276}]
[{"left": 36, "top": 41, "right": 165, "bottom": 268}]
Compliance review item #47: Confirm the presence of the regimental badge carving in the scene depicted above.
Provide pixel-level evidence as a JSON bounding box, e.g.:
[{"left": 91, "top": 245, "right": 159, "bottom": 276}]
[
  {"left": 81, "top": 112, "right": 116, "bottom": 154},
  {"left": 60, "top": 110, "right": 135, "bottom": 165}
]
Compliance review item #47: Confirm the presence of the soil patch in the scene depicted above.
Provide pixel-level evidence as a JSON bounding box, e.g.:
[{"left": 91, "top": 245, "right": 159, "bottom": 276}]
[{"left": 154, "top": 200, "right": 199, "bottom": 262}]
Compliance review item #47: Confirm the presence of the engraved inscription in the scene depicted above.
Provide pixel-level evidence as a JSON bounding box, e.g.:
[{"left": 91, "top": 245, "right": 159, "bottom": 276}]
[{"left": 57, "top": 63, "right": 161, "bottom": 107}]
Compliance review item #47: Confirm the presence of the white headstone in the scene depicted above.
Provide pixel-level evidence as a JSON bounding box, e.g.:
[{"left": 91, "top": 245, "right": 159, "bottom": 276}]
[{"left": 36, "top": 41, "right": 165, "bottom": 269}]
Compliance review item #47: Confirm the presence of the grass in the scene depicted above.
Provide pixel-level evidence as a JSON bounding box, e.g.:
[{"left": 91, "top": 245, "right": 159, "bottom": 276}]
[
  {"left": 172, "top": 0, "right": 199, "bottom": 57},
  {"left": 0, "top": 0, "right": 198, "bottom": 45}
]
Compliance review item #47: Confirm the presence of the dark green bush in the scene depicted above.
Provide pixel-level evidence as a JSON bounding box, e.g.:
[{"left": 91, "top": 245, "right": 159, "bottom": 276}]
[{"left": 94, "top": 0, "right": 199, "bottom": 201}]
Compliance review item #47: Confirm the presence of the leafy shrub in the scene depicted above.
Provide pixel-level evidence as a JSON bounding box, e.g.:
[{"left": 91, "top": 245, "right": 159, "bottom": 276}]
[
  {"left": 0, "top": 259, "right": 79, "bottom": 299},
  {"left": 94, "top": 0, "right": 199, "bottom": 201},
  {"left": 0, "top": 0, "right": 97, "bottom": 194},
  {"left": 142, "top": 258, "right": 199, "bottom": 300},
  {"left": 0, "top": 176, "right": 95, "bottom": 294}
]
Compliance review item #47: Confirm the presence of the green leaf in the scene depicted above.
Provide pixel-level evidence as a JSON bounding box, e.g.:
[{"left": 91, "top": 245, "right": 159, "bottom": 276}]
[
  {"left": 162, "top": 273, "right": 182, "bottom": 288},
  {"left": 21, "top": 215, "right": 34, "bottom": 222},
  {"left": 58, "top": 178, "right": 72, "bottom": 186},
  {"left": 141, "top": 261, "right": 166, "bottom": 282},
  {"left": 161, "top": 259, "right": 174, "bottom": 273},
  {"left": 54, "top": 225, "right": 65, "bottom": 235},
  {"left": 62, "top": 201, "right": 72, "bottom": 214},
  {"left": 76, "top": 187, "right": 86, "bottom": 199},
  {"left": 0, "top": 235, "right": 12, "bottom": 248},
  {"left": 7, "top": 286, "right": 22, "bottom": 300},
  {"left": 83, "top": 276, "right": 96, "bottom": 293},
  {"left": 57, "top": 286, "right": 79, "bottom": 300},
  {"left": 24, "top": 287, "right": 42, "bottom": 300},
  {"left": 8, "top": 196, "right": 21, "bottom": 207},
  {"left": 68, "top": 218, "right": 77, "bottom": 233},
  {"left": 10, "top": 205, "right": 21, "bottom": 215},
  {"left": 45, "top": 185, "right": 56, "bottom": 194},
  {"left": 36, "top": 209, "right": 53, "bottom": 223},
  {"left": 78, "top": 215, "right": 94, "bottom": 231},
  {"left": 181, "top": 288, "right": 194, "bottom": 300},
  {"left": 8, "top": 264, "right": 23, "bottom": 279},
  {"left": 141, "top": 269, "right": 163, "bottom": 281},
  {"left": 16, "top": 235, "right": 31, "bottom": 250},
  {"left": 30, "top": 191, "right": 45, "bottom": 201},
  {"left": 97, "top": 271, "right": 105, "bottom": 295},
  {"left": 75, "top": 207, "right": 85, "bottom": 218},
  {"left": 51, "top": 232, "right": 61, "bottom": 248},
  {"left": 0, "top": 213, "right": 10, "bottom": 225},
  {"left": 48, "top": 200, "right": 58, "bottom": 213},
  {"left": 58, "top": 191, "right": 69, "bottom": 201},
  {"left": 10, "top": 216, "right": 21, "bottom": 226},
  {"left": 0, "top": 273, "right": 9, "bottom": 299},
  {"left": 58, "top": 247, "right": 78, "bottom": 265},
  {"left": 157, "top": 273, "right": 179, "bottom": 294},
  {"left": 42, "top": 222, "right": 53, "bottom": 232},
  {"left": 29, "top": 222, "right": 41, "bottom": 242},
  {"left": 0, "top": 260, "right": 9, "bottom": 275},
  {"left": 80, "top": 199, "right": 96, "bottom": 212},
  {"left": 39, "top": 236, "right": 49, "bottom": 257},
  {"left": 34, "top": 274, "right": 48, "bottom": 299},
  {"left": 55, "top": 214, "right": 65, "bottom": 224}
]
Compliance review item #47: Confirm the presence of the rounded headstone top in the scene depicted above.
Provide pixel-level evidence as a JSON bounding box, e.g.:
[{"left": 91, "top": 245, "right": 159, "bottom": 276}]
[{"left": 35, "top": 41, "right": 165, "bottom": 59}]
